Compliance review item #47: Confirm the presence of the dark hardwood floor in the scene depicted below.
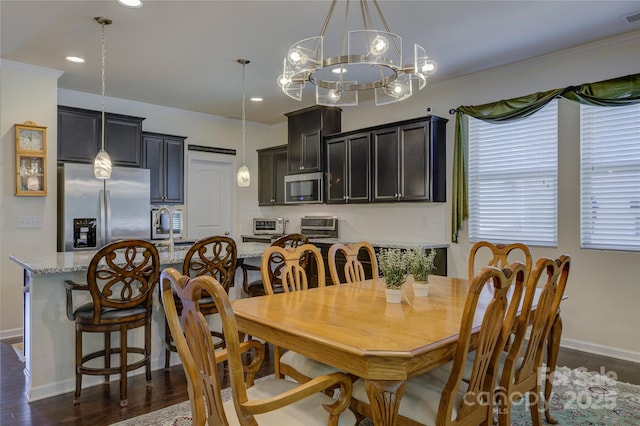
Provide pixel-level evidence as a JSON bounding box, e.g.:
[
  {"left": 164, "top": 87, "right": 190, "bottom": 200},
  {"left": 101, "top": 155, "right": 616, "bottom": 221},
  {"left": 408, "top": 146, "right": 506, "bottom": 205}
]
[{"left": 1, "top": 336, "right": 638, "bottom": 425}]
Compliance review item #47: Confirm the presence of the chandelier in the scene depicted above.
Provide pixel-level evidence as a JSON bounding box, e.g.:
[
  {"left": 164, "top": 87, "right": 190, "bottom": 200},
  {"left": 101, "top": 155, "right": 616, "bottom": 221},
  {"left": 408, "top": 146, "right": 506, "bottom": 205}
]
[{"left": 277, "top": 0, "right": 436, "bottom": 107}]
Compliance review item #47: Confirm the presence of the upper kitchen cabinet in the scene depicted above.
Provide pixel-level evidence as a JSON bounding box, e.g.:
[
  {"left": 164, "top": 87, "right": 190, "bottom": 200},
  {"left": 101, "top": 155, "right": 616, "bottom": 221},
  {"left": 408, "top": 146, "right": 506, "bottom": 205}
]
[
  {"left": 257, "top": 145, "right": 288, "bottom": 206},
  {"left": 326, "top": 132, "right": 371, "bottom": 204},
  {"left": 143, "top": 132, "right": 186, "bottom": 204},
  {"left": 285, "top": 105, "right": 341, "bottom": 174},
  {"left": 372, "top": 115, "right": 447, "bottom": 202},
  {"left": 58, "top": 106, "right": 145, "bottom": 167}
]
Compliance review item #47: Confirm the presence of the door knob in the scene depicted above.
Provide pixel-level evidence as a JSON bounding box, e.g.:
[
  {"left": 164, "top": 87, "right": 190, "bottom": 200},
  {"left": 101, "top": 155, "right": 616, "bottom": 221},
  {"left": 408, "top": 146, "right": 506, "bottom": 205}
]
[{"left": 224, "top": 231, "right": 230, "bottom": 236}]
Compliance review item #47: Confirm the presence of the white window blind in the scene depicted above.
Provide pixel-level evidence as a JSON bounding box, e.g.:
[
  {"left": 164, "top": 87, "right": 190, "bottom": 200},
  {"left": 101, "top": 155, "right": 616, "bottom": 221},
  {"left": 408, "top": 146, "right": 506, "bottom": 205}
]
[
  {"left": 468, "top": 100, "right": 558, "bottom": 246},
  {"left": 580, "top": 103, "right": 640, "bottom": 252}
]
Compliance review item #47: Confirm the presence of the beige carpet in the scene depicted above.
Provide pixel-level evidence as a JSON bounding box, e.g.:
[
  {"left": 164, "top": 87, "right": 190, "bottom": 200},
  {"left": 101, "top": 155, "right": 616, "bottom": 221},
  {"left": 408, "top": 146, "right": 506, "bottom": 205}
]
[{"left": 110, "top": 367, "right": 640, "bottom": 425}]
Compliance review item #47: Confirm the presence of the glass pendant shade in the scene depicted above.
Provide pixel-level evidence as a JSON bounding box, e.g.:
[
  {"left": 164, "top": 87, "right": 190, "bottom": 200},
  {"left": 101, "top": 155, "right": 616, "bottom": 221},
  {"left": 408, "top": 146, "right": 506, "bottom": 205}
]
[
  {"left": 94, "top": 148, "right": 112, "bottom": 179},
  {"left": 237, "top": 164, "right": 250, "bottom": 187}
]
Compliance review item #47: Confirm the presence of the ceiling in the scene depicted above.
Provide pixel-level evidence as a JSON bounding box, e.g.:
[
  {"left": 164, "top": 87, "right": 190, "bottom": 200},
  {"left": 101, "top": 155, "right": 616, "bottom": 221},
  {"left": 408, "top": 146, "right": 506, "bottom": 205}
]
[{"left": 2, "top": 1, "right": 639, "bottom": 125}]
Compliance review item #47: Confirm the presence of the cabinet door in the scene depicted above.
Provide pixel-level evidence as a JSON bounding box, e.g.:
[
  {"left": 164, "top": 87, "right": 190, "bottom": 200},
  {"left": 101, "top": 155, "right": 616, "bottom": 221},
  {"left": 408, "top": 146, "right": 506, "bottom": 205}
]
[
  {"left": 372, "top": 127, "right": 399, "bottom": 202},
  {"left": 105, "top": 115, "right": 143, "bottom": 167},
  {"left": 164, "top": 137, "right": 185, "bottom": 204},
  {"left": 326, "top": 137, "right": 347, "bottom": 203},
  {"left": 400, "top": 121, "right": 430, "bottom": 201},
  {"left": 348, "top": 133, "right": 371, "bottom": 203},
  {"left": 287, "top": 136, "right": 303, "bottom": 174},
  {"left": 258, "top": 145, "right": 287, "bottom": 205},
  {"left": 58, "top": 107, "right": 99, "bottom": 163},
  {"left": 302, "top": 130, "right": 321, "bottom": 172},
  {"left": 273, "top": 148, "right": 288, "bottom": 205},
  {"left": 143, "top": 135, "right": 165, "bottom": 203}
]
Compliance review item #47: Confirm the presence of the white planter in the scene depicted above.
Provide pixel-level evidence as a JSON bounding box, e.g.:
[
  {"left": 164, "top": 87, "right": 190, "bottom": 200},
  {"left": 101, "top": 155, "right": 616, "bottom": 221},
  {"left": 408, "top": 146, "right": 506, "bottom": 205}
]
[
  {"left": 412, "top": 281, "right": 430, "bottom": 297},
  {"left": 385, "top": 288, "right": 403, "bottom": 303}
]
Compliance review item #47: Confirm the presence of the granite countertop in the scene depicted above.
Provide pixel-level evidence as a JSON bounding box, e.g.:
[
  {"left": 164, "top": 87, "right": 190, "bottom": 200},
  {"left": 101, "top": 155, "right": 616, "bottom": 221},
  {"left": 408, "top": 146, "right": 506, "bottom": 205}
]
[
  {"left": 307, "top": 238, "right": 449, "bottom": 250},
  {"left": 9, "top": 242, "right": 268, "bottom": 276}
]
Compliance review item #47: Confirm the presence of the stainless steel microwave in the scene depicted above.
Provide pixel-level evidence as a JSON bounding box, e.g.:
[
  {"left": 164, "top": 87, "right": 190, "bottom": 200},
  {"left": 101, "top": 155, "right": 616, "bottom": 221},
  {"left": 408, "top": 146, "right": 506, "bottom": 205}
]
[{"left": 284, "top": 172, "right": 323, "bottom": 204}]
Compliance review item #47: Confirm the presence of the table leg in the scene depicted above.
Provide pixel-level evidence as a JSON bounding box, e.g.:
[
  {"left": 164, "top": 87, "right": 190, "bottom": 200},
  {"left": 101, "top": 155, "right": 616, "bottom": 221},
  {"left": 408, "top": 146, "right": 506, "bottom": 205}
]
[
  {"left": 544, "top": 313, "right": 562, "bottom": 425},
  {"left": 365, "top": 379, "right": 406, "bottom": 426}
]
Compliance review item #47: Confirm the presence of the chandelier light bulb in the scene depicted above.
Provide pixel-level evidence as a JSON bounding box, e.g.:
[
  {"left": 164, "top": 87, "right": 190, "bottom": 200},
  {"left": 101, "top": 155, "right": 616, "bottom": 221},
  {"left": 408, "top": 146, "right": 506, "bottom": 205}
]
[
  {"left": 328, "top": 89, "right": 341, "bottom": 101},
  {"left": 370, "top": 36, "right": 389, "bottom": 56},
  {"left": 421, "top": 59, "right": 437, "bottom": 75},
  {"left": 288, "top": 49, "right": 306, "bottom": 65}
]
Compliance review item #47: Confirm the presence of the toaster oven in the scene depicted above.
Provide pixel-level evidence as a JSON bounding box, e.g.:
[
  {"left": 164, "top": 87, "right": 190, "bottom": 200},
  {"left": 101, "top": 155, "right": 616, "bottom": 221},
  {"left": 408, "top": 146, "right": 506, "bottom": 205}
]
[{"left": 253, "top": 217, "right": 285, "bottom": 235}]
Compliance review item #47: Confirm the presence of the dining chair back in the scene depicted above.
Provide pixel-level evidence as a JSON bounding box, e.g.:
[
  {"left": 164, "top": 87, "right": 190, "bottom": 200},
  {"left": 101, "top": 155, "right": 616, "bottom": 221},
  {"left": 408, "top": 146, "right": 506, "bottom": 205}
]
[
  {"left": 163, "top": 235, "right": 237, "bottom": 368},
  {"left": 350, "top": 261, "right": 527, "bottom": 426},
  {"left": 261, "top": 243, "right": 325, "bottom": 294},
  {"left": 260, "top": 243, "right": 342, "bottom": 383},
  {"left": 328, "top": 241, "right": 379, "bottom": 285},
  {"left": 498, "top": 255, "right": 571, "bottom": 426},
  {"left": 160, "top": 267, "right": 356, "bottom": 426},
  {"left": 468, "top": 241, "right": 532, "bottom": 282},
  {"left": 64, "top": 239, "right": 160, "bottom": 407},
  {"left": 241, "top": 233, "right": 309, "bottom": 297}
]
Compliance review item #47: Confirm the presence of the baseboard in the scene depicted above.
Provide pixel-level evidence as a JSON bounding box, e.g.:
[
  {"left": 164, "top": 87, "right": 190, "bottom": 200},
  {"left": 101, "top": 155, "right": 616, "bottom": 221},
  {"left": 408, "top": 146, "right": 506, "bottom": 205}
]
[
  {"left": 561, "top": 337, "right": 640, "bottom": 363},
  {"left": 0, "top": 328, "right": 22, "bottom": 340},
  {"left": 27, "top": 356, "right": 167, "bottom": 402}
]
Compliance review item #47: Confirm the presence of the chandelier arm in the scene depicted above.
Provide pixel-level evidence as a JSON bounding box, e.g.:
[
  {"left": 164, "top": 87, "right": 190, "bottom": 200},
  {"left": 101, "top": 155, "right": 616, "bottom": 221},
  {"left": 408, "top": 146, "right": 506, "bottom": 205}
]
[
  {"left": 319, "top": 0, "right": 338, "bottom": 36},
  {"left": 372, "top": 0, "right": 392, "bottom": 33},
  {"left": 340, "top": 0, "right": 350, "bottom": 58}
]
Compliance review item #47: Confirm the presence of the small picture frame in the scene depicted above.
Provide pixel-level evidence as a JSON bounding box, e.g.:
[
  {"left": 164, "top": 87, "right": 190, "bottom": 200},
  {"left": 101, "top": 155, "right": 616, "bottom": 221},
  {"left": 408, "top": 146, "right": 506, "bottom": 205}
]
[{"left": 15, "top": 121, "right": 47, "bottom": 196}]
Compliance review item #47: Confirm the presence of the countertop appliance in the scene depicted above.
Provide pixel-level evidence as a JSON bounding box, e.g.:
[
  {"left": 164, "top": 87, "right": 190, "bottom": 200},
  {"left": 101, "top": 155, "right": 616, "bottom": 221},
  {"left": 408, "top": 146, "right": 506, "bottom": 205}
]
[
  {"left": 300, "top": 216, "right": 339, "bottom": 238},
  {"left": 253, "top": 217, "right": 285, "bottom": 235},
  {"left": 57, "top": 163, "right": 150, "bottom": 252},
  {"left": 284, "top": 172, "right": 323, "bottom": 204},
  {"left": 151, "top": 205, "right": 184, "bottom": 241}
]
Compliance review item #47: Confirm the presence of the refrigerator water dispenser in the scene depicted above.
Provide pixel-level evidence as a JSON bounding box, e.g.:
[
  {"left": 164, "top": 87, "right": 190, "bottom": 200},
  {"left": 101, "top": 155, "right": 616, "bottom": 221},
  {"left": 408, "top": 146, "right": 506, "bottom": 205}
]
[{"left": 73, "top": 218, "right": 97, "bottom": 249}]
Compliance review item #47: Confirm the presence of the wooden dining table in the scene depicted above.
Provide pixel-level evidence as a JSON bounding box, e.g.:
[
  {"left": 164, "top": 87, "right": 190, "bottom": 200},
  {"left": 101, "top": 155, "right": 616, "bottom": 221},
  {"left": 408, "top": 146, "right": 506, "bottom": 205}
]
[{"left": 232, "top": 274, "right": 560, "bottom": 426}]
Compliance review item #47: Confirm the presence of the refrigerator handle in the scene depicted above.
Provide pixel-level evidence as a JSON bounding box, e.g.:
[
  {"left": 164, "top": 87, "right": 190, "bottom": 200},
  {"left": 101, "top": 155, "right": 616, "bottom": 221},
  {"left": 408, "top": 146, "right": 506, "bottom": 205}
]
[{"left": 105, "top": 189, "right": 112, "bottom": 243}]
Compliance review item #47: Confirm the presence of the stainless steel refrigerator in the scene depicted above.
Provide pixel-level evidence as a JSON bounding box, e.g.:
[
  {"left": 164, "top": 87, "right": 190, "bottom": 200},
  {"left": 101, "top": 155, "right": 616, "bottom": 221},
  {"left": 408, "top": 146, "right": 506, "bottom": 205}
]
[{"left": 57, "top": 163, "right": 151, "bottom": 252}]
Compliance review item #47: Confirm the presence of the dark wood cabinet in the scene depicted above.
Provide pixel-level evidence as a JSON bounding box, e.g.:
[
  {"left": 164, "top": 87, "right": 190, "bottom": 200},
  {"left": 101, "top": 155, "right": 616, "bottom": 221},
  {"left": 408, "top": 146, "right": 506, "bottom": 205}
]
[
  {"left": 57, "top": 106, "right": 145, "bottom": 167},
  {"left": 326, "top": 132, "right": 371, "bottom": 204},
  {"left": 286, "top": 105, "right": 341, "bottom": 174},
  {"left": 143, "top": 132, "right": 185, "bottom": 204},
  {"left": 257, "top": 145, "right": 288, "bottom": 206},
  {"left": 324, "top": 115, "right": 448, "bottom": 204}
]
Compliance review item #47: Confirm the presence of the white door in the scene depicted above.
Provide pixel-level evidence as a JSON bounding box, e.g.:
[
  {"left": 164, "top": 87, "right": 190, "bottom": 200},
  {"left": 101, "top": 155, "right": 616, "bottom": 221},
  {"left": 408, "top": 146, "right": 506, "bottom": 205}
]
[{"left": 186, "top": 150, "right": 236, "bottom": 240}]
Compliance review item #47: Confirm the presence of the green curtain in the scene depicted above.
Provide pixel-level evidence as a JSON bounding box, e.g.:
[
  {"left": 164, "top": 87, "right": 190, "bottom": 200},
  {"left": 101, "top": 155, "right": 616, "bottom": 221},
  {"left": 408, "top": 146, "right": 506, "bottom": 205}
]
[{"left": 450, "top": 73, "right": 640, "bottom": 243}]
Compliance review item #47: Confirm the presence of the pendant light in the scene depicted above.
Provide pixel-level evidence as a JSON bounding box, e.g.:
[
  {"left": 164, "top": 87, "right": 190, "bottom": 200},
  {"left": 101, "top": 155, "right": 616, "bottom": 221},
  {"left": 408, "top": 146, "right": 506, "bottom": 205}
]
[
  {"left": 236, "top": 59, "right": 251, "bottom": 187},
  {"left": 94, "top": 17, "right": 112, "bottom": 179}
]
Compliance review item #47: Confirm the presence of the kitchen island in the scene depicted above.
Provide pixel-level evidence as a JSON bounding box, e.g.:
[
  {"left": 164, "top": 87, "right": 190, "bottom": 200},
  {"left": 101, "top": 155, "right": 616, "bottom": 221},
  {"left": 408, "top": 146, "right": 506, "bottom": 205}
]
[{"left": 9, "top": 242, "right": 266, "bottom": 402}]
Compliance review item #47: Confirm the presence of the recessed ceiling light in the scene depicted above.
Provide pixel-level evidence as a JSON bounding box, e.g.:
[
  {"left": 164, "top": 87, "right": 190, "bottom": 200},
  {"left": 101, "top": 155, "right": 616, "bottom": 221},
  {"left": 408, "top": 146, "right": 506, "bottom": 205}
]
[
  {"left": 66, "top": 56, "right": 86, "bottom": 63},
  {"left": 250, "top": 97, "right": 263, "bottom": 102},
  {"left": 117, "top": 0, "right": 143, "bottom": 8}
]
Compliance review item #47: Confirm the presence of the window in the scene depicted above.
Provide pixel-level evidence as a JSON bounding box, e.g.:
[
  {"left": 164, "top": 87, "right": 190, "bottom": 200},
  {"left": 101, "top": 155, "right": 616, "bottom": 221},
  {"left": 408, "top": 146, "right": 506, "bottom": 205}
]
[
  {"left": 468, "top": 100, "right": 558, "bottom": 246},
  {"left": 580, "top": 103, "right": 640, "bottom": 252}
]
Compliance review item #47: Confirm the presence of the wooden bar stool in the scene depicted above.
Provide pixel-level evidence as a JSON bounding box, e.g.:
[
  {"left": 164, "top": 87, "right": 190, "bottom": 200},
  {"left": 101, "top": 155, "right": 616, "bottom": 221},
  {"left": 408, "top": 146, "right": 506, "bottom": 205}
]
[{"left": 64, "top": 239, "right": 160, "bottom": 407}]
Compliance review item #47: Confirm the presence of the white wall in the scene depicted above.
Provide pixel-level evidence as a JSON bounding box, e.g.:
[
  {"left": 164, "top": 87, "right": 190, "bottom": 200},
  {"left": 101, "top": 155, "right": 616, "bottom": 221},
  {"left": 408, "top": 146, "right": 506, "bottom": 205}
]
[
  {"left": 2, "top": 30, "right": 639, "bottom": 360},
  {"left": 0, "top": 61, "right": 62, "bottom": 337}
]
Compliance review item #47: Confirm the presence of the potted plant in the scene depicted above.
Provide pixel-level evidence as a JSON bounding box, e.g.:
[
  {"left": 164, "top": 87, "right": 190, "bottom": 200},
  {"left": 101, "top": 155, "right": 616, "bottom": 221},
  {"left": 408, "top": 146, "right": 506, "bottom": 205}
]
[
  {"left": 377, "top": 248, "right": 408, "bottom": 303},
  {"left": 406, "top": 248, "right": 437, "bottom": 297}
]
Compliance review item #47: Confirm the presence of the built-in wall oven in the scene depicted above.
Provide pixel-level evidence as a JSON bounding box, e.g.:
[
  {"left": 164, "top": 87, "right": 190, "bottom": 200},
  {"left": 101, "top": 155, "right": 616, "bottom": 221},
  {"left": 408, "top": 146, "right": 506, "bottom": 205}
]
[{"left": 151, "top": 205, "right": 184, "bottom": 240}]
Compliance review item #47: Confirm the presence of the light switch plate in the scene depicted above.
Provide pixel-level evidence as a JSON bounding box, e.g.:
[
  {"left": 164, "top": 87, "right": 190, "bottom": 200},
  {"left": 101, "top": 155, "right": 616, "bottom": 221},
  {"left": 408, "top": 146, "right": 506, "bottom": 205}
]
[{"left": 18, "top": 215, "right": 43, "bottom": 228}]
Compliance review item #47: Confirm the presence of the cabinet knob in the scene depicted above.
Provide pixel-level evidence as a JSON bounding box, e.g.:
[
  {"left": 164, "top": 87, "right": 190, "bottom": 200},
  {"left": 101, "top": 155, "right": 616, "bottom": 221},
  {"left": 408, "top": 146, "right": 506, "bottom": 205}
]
[{"left": 224, "top": 231, "right": 230, "bottom": 236}]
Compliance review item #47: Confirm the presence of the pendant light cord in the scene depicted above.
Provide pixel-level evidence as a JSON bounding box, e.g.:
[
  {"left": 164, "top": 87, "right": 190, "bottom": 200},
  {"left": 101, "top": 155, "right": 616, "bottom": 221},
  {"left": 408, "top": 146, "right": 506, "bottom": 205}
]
[
  {"left": 100, "top": 21, "right": 106, "bottom": 152},
  {"left": 241, "top": 62, "right": 246, "bottom": 165}
]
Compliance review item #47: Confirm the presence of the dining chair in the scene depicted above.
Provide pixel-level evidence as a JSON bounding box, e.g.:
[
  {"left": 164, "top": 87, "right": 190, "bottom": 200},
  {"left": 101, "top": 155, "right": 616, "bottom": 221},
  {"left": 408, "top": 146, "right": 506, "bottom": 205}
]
[
  {"left": 163, "top": 235, "right": 237, "bottom": 369},
  {"left": 64, "top": 239, "right": 160, "bottom": 407},
  {"left": 328, "top": 241, "right": 379, "bottom": 285},
  {"left": 241, "top": 233, "right": 309, "bottom": 297},
  {"left": 350, "top": 261, "right": 527, "bottom": 426},
  {"left": 468, "top": 241, "right": 532, "bottom": 282},
  {"left": 261, "top": 243, "right": 342, "bottom": 383},
  {"left": 160, "top": 267, "right": 356, "bottom": 426},
  {"left": 497, "top": 255, "right": 571, "bottom": 426}
]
